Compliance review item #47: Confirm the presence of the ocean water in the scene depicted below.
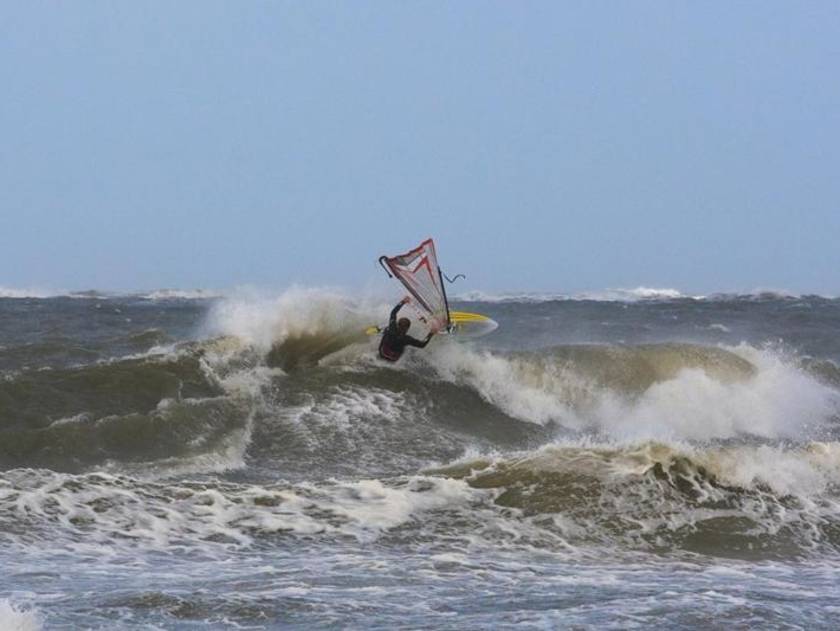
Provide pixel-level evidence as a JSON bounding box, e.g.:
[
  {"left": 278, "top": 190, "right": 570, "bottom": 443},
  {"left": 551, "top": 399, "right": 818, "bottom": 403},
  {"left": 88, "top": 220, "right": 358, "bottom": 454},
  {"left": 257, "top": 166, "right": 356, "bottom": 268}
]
[{"left": 1, "top": 288, "right": 840, "bottom": 629}]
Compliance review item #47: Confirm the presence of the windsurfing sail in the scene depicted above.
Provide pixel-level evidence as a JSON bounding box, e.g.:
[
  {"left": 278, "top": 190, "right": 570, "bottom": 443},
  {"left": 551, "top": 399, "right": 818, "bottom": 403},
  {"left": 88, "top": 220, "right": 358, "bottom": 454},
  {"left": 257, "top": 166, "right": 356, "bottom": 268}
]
[{"left": 379, "top": 238, "right": 452, "bottom": 332}]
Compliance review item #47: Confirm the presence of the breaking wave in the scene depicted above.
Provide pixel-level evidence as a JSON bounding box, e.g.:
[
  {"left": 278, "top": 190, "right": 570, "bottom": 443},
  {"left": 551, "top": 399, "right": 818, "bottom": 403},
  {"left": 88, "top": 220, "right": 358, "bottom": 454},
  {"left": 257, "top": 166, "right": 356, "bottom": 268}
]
[
  {"left": 4, "top": 288, "right": 840, "bottom": 470},
  {"left": 3, "top": 439, "right": 840, "bottom": 560},
  {"left": 424, "top": 342, "right": 840, "bottom": 441},
  {"left": 0, "top": 342, "right": 266, "bottom": 474},
  {"left": 453, "top": 287, "right": 693, "bottom": 302},
  {"left": 139, "top": 289, "right": 225, "bottom": 301},
  {"left": 3, "top": 287, "right": 840, "bottom": 564},
  {"left": 453, "top": 288, "right": 838, "bottom": 303},
  {"left": 432, "top": 439, "right": 840, "bottom": 558},
  {"left": 0, "top": 287, "right": 63, "bottom": 299}
]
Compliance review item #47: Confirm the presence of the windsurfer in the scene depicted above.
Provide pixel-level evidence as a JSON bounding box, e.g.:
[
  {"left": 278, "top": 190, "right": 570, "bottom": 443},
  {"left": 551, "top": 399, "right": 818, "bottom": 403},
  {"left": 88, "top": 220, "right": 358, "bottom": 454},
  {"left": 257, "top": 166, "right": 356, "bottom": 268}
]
[{"left": 378, "top": 298, "right": 437, "bottom": 362}]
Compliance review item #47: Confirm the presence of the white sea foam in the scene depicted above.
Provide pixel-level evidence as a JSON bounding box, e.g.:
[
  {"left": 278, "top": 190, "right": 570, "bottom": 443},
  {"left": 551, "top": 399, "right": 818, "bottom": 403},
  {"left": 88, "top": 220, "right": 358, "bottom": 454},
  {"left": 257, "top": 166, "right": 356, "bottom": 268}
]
[
  {"left": 454, "top": 287, "right": 699, "bottom": 302},
  {"left": 423, "top": 342, "right": 840, "bottom": 442},
  {"left": 454, "top": 288, "right": 838, "bottom": 303},
  {"left": 110, "top": 410, "right": 256, "bottom": 479},
  {"left": 202, "top": 286, "right": 388, "bottom": 352},
  {"left": 0, "top": 286, "right": 225, "bottom": 300},
  {"left": 578, "top": 287, "right": 693, "bottom": 301},
  {"left": 0, "top": 600, "right": 41, "bottom": 631},
  {"left": 141, "top": 288, "right": 225, "bottom": 300},
  {"left": 425, "top": 343, "right": 581, "bottom": 427},
  {"left": 0, "top": 470, "right": 483, "bottom": 549},
  {"left": 702, "top": 442, "right": 840, "bottom": 497},
  {"left": 453, "top": 290, "right": 571, "bottom": 302},
  {"left": 438, "top": 437, "right": 840, "bottom": 558},
  {"left": 589, "top": 345, "right": 839, "bottom": 441},
  {"left": 284, "top": 385, "right": 408, "bottom": 433},
  {"left": 2, "top": 284, "right": 833, "bottom": 303},
  {"left": 4, "top": 438, "right": 840, "bottom": 562},
  {"left": 496, "top": 439, "right": 840, "bottom": 499},
  {"left": 0, "top": 287, "right": 60, "bottom": 299},
  {"left": 0, "top": 287, "right": 117, "bottom": 299}
]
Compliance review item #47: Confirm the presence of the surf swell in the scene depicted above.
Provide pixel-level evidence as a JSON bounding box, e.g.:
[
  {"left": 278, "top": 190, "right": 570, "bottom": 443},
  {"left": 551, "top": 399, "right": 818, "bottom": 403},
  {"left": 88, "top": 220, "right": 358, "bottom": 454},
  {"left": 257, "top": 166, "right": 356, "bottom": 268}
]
[
  {"left": 2, "top": 289, "right": 840, "bottom": 563},
  {"left": 3, "top": 440, "right": 840, "bottom": 560}
]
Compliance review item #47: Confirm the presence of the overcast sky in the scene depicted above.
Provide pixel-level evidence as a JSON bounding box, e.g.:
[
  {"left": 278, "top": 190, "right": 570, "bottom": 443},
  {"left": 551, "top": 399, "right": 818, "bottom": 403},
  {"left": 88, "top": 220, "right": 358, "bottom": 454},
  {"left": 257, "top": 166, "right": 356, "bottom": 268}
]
[{"left": 2, "top": 2, "right": 838, "bottom": 294}]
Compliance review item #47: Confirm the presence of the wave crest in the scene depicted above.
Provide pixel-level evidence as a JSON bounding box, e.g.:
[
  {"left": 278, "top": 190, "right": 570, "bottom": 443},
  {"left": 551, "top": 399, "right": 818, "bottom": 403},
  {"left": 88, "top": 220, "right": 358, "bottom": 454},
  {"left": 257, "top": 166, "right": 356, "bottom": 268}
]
[{"left": 422, "top": 342, "right": 840, "bottom": 441}]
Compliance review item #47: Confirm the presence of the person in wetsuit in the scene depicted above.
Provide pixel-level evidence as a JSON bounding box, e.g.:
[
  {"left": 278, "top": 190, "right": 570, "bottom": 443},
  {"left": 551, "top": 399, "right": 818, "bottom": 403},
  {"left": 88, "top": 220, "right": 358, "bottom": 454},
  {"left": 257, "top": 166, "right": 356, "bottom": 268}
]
[{"left": 378, "top": 297, "right": 436, "bottom": 362}]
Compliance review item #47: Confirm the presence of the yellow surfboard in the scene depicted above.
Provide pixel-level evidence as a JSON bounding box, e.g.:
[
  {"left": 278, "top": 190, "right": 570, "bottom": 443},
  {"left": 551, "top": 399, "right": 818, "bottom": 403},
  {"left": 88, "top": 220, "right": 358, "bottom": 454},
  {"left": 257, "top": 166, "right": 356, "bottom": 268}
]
[
  {"left": 448, "top": 311, "right": 498, "bottom": 336},
  {"left": 366, "top": 311, "right": 498, "bottom": 337}
]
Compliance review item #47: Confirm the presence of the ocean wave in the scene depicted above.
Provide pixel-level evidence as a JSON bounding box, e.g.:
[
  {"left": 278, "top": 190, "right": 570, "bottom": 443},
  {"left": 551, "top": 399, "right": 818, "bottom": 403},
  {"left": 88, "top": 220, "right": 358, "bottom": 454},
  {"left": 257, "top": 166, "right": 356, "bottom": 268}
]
[
  {"left": 3, "top": 289, "right": 840, "bottom": 556},
  {"left": 3, "top": 438, "right": 840, "bottom": 559},
  {"left": 5, "top": 287, "right": 840, "bottom": 484},
  {"left": 0, "top": 469, "right": 482, "bottom": 549},
  {"left": 2, "top": 285, "right": 835, "bottom": 304},
  {"left": 0, "top": 287, "right": 223, "bottom": 301},
  {"left": 0, "top": 343, "right": 266, "bottom": 474},
  {"left": 419, "top": 342, "right": 840, "bottom": 441},
  {"left": 430, "top": 439, "right": 840, "bottom": 557},
  {"left": 439, "top": 440, "right": 840, "bottom": 503},
  {"left": 579, "top": 287, "right": 694, "bottom": 301},
  {"left": 0, "top": 287, "right": 62, "bottom": 299},
  {"left": 139, "top": 289, "right": 225, "bottom": 300},
  {"left": 6, "top": 312, "right": 838, "bottom": 472},
  {"left": 453, "top": 287, "right": 696, "bottom": 302},
  {"left": 0, "top": 288, "right": 117, "bottom": 300},
  {"left": 453, "top": 288, "right": 838, "bottom": 303},
  {"left": 453, "top": 290, "right": 571, "bottom": 303},
  {"left": 201, "top": 286, "right": 389, "bottom": 356}
]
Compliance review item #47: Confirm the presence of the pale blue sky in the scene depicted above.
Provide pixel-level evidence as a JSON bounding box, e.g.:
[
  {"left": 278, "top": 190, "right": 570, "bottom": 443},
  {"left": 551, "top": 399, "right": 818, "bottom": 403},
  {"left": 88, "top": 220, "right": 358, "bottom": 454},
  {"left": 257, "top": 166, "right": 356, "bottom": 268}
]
[{"left": 1, "top": 2, "right": 838, "bottom": 294}]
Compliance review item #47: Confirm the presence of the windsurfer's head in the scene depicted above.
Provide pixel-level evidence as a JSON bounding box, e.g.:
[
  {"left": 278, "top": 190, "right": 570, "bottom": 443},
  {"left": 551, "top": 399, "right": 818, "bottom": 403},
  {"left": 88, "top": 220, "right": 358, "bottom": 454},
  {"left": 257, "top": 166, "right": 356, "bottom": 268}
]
[{"left": 397, "top": 317, "right": 411, "bottom": 333}]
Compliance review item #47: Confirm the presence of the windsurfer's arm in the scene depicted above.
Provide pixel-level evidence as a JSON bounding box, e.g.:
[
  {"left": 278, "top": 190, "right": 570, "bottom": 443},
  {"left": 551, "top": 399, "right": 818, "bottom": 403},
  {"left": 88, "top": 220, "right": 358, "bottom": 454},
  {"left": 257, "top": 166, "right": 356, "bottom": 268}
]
[
  {"left": 389, "top": 297, "right": 410, "bottom": 328},
  {"left": 404, "top": 332, "right": 434, "bottom": 348},
  {"left": 389, "top": 303, "right": 402, "bottom": 328}
]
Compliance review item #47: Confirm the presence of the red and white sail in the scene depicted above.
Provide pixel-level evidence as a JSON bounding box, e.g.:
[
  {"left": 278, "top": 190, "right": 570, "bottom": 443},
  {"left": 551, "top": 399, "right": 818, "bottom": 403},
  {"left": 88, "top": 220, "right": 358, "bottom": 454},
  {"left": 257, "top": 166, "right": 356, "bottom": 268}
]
[{"left": 379, "top": 238, "right": 451, "bottom": 332}]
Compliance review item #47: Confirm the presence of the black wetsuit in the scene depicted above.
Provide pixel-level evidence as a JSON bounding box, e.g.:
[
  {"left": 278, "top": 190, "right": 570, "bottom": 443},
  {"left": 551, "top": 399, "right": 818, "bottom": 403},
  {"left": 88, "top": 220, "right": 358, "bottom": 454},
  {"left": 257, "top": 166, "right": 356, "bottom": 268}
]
[{"left": 378, "top": 302, "right": 432, "bottom": 362}]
